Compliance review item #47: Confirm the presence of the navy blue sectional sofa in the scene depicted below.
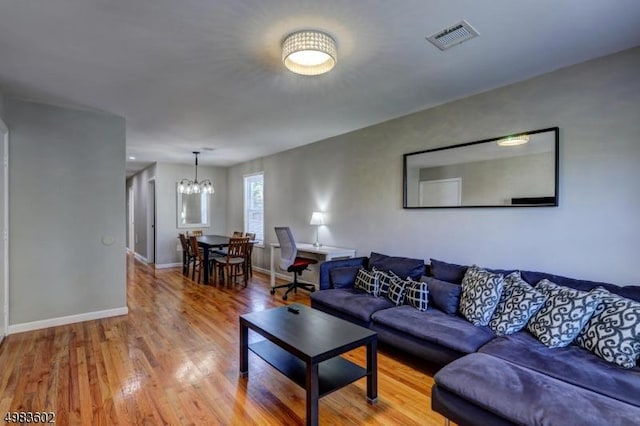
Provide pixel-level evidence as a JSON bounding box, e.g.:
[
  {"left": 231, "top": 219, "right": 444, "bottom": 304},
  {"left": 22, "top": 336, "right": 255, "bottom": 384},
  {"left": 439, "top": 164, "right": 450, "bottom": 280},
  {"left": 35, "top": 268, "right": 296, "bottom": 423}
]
[{"left": 310, "top": 253, "right": 640, "bottom": 426}]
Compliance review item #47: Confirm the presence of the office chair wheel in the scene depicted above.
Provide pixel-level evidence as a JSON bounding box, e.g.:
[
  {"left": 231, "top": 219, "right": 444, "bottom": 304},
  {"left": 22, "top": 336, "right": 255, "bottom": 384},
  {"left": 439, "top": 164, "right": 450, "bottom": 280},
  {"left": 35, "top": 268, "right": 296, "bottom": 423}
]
[{"left": 282, "top": 294, "right": 288, "bottom": 301}]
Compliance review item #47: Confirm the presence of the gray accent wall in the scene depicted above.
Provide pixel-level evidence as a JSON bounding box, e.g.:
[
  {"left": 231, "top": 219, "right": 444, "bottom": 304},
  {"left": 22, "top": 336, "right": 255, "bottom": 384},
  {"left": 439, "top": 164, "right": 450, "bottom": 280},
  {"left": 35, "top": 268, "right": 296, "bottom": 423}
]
[
  {"left": 227, "top": 47, "right": 640, "bottom": 285},
  {"left": 6, "top": 98, "right": 127, "bottom": 324}
]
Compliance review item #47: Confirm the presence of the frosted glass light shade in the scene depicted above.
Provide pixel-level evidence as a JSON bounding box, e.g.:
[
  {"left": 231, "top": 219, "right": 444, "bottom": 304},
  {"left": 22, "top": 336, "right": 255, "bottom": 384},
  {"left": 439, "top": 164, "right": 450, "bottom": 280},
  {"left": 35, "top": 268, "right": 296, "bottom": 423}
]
[{"left": 282, "top": 31, "right": 337, "bottom": 76}]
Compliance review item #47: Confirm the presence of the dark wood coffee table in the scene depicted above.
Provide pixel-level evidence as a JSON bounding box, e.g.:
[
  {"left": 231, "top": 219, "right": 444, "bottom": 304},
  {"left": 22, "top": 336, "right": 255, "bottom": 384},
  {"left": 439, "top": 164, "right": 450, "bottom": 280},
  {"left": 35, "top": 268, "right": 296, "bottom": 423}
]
[{"left": 239, "top": 304, "right": 378, "bottom": 426}]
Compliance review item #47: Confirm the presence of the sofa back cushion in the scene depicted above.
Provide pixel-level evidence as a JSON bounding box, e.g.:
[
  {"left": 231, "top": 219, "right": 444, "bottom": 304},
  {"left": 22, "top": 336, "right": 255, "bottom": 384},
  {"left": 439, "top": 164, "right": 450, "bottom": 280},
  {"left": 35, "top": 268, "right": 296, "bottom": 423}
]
[
  {"left": 420, "top": 276, "right": 461, "bottom": 315},
  {"left": 520, "top": 270, "right": 639, "bottom": 300},
  {"left": 369, "top": 252, "right": 425, "bottom": 280},
  {"left": 430, "top": 258, "right": 468, "bottom": 284},
  {"left": 329, "top": 266, "right": 360, "bottom": 289}
]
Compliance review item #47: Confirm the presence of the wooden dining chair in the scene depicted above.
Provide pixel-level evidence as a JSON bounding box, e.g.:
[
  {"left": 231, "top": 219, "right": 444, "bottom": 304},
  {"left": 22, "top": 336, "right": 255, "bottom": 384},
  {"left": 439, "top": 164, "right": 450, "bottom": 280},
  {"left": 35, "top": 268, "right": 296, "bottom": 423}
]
[
  {"left": 188, "top": 236, "right": 209, "bottom": 283},
  {"left": 211, "top": 237, "right": 249, "bottom": 287},
  {"left": 244, "top": 232, "right": 256, "bottom": 277},
  {"left": 178, "top": 233, "right": 196, "bottom": 276}
]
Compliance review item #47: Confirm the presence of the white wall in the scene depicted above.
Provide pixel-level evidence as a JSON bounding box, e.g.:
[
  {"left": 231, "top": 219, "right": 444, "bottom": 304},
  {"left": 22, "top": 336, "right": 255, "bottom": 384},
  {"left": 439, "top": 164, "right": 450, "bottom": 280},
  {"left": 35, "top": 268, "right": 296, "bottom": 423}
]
[
  {"left": 227, "top": 47, "right": 640, "bottom": 285},
  {"left": 6, "top": 98, "right": 127, "bottom": 326}
]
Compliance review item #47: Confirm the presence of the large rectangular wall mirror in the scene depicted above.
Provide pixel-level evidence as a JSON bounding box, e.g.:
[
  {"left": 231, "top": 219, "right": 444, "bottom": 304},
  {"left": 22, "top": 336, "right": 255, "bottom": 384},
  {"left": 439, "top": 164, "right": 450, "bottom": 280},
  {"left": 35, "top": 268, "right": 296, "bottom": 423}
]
[
  {"left": 403, "top": 127, "right": 559, "bottom": 208},
  {"left": 177, "top": 189, "right": 210, "bottom": 228}
]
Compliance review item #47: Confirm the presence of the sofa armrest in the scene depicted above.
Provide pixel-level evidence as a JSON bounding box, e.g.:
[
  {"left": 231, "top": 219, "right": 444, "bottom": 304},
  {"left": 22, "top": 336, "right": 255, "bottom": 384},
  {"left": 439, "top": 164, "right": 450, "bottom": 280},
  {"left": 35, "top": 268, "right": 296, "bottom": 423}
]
[{"left": 319, "top": 257, "right": 368, "bottom": 290}]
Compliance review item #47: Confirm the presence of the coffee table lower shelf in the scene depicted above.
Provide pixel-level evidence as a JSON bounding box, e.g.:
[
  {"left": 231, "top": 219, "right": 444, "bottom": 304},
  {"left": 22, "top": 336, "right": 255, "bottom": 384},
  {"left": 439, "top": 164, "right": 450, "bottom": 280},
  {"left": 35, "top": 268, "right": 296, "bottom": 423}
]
[{"left": 249, "top": 339, "right": 367, "bottom": 397}]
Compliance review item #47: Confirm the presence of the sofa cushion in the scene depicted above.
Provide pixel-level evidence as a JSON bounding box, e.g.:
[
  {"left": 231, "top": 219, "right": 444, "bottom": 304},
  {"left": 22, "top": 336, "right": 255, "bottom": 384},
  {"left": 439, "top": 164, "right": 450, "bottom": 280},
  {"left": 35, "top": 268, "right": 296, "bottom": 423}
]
[
  {"left": 385, "top": 276, "right": 410, "bottom": 306},
  {"left": 488, "top": 272, "right": 547, "bottom": 336},
  {"left": 429, "top": 258, "right": 468, "bottom": 284},
  {"left": 434, "top": 353, "right": 640, "bottom": 426},
  {"left": 479, "top": 331, "right": 640, "bottom": 407},
  {"left": 309, "top": 288, "right": 395, "bottom": 323},
  {"left": 354, "top": 268, "right": 379, "bottom": 296},
  {"left": 405, "top": 280, "right": 429, "bottom": 312},
  {"left": 459, "top": 266, "right": 504, "bottom": 326},
  {"left": 420, "top": 277, "right": 461, "bottom": 315},
  {"left": 329, "top": 266, "right": 359, "bottom": 289},
  {"left": 369, "top": 252, "right": 425, "bottom": 280},
  {"left": 574, "top": 288, "right": 640, "bottom": 368},
  {"left": 527, "top": 280, "right": 601, "bottom": 348},
  {"left": 371, "top": 306, "right": 495, "bottom": 354}
]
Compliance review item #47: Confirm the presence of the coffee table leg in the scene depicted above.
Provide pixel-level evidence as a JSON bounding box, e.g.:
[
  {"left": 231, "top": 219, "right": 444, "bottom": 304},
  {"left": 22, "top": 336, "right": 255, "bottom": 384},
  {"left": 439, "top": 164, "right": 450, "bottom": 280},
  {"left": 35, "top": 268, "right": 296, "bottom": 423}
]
[
  {"left": 306, "top": 362, "right": 319, "bottom": 426},
  {"left": 366, "top": 338, "right": 378, "bottom": 403},
  {"left": 239, "top": 322, "right": 248, "bottom": 377}
]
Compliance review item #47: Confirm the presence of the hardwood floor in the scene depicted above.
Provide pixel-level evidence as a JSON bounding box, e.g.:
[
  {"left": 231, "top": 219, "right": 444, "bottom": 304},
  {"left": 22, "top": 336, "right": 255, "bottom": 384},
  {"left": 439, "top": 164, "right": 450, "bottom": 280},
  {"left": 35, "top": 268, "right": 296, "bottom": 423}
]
[{"left": 0, "top": 256, "right": 450, "bottom": 425}]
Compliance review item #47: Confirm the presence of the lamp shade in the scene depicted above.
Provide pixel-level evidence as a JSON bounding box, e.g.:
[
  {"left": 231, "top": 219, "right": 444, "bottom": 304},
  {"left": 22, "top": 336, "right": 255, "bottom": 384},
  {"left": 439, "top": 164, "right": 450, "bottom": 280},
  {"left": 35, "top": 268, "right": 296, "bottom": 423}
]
[{"left": 309, "top": 212, "right": 325, "bottom": 226}]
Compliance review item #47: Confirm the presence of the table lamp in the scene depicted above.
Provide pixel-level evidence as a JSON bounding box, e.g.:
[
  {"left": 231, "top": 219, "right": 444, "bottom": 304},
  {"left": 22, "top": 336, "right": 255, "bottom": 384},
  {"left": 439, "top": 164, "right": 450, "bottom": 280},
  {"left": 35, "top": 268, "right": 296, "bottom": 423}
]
[{"left": 310, "top": 212, "right": 325, "bottom": 247}]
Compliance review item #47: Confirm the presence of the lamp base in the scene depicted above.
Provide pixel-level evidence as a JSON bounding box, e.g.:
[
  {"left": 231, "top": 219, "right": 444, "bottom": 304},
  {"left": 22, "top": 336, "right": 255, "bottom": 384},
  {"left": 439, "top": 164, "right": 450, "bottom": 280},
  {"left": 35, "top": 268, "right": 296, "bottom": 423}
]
[{"left": 313, "top": 242, "right": 322, "bottom": 248}]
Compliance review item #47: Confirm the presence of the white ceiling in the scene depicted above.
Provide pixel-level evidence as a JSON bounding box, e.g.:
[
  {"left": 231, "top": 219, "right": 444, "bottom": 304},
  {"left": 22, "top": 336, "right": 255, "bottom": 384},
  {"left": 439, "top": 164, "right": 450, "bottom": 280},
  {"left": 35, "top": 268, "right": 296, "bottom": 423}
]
[{"left": 1, "top": 1, "right": 639, "bottom": 177}]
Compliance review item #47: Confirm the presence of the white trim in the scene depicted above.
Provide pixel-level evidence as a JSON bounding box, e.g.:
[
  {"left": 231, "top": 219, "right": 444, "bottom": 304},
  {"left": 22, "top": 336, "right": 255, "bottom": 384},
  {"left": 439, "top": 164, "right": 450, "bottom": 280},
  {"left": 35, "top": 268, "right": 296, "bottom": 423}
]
[
  {"left": 8, "top": 307, "right": 128, "bottom": 334},
  {"left": 154, "top": 262, "right": 182, "bottom": 269},
  {"left": 133, "top": 252, "right": 148, "bottom": 263},
  {"left": 1, "top": 119, "right": 8, "bottom": 338}
]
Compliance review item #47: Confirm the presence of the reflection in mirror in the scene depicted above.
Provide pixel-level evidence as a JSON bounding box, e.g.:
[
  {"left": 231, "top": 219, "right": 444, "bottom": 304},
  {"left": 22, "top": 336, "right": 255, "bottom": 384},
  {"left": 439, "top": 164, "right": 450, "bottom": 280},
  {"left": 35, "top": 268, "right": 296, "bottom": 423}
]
[
  {"left": 403, "top": 127, "right": 559, "bottom": 208},
  {"left": 177, "top": 189, "right": 210, "bottom": 228}
]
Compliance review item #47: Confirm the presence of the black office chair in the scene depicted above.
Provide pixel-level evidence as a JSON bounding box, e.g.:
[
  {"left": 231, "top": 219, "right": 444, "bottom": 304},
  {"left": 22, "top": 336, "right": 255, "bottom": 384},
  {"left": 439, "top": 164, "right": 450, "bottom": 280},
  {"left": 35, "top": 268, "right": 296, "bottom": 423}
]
[{"left": 270, "top": 226, "right": 317, "bottom": 300}]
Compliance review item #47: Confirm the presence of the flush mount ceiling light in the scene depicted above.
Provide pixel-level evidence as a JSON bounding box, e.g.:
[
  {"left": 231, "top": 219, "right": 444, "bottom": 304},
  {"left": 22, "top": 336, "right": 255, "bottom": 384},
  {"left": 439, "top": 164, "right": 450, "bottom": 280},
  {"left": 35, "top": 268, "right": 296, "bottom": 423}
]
[
  {"left": 178, "top": 151, "right": 214, "bottom": 195},
  {"left": 497, "top": 134, "right": 530, "bottom": 147},
  {"left": 282, "top": 30, "right": 337, "bottom": 75}
]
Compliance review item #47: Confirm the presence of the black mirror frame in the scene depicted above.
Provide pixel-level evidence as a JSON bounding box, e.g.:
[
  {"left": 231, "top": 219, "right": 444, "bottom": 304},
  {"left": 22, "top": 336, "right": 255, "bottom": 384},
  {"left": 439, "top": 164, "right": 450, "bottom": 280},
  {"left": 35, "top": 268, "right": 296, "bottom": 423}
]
[{"left": 402, "top": 126, "right": 560, "bottom": 209}]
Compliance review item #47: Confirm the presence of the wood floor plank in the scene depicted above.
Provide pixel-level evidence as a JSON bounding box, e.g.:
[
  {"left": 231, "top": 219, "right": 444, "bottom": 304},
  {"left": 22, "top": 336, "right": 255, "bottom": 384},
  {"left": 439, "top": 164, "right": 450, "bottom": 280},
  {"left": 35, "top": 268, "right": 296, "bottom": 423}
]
[{"left": 0, "top": 255, "right": 454, "bottom": 425}]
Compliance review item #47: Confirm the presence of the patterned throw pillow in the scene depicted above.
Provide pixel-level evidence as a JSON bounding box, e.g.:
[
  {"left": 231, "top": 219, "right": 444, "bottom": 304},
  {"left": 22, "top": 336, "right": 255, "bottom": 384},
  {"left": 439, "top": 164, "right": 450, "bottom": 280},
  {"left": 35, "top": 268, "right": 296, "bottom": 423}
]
[
  {"left": 488, "top": 272, "right": 547, "bottom": 336},
  {"left": 372, "top": 267, "right": 400, "bottom": 297},
  {"left": 527, "top": 279, "right": 602, "bottom": 348},
  {"left": 574, "top": 288, "right": 640, "bottom": 368},
  {"left": 353, "top": 268, "right": 379, "bottom": 296},
  {"left": 385, "top": 277, "right": 410, "bottom": 306},
  {"left": 458, "top": 265, "right": 505, "bottom": 326},
  {"left": 406, "top": 280, "right": 429, "bottom": 312}
]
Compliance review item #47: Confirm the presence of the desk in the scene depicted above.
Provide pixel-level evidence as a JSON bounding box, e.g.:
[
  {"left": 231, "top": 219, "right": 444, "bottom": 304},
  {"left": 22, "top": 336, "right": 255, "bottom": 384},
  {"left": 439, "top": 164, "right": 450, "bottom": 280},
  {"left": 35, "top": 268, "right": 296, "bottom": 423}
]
[{"left": 270, "top": 242, "right": 356, "bottom": 289}]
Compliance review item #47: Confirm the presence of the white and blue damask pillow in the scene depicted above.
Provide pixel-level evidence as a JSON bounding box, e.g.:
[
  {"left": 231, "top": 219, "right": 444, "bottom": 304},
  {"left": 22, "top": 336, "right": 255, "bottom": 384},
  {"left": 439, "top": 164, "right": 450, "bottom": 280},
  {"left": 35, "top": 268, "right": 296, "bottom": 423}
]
[
  {"left": 489, "top": 272, "right": 547, "bottom": 336},
  {"left": 354, "top": 268, "right": 379, "bottom": 296},
  {"left": 574, "top": 288, "right": 640, "bottom": 368},
  {"left": 527, "top": 280, "right": 602, "bottom": 349},
  {"left": 458, "top": 265, "right": 505, "bottom": 326}
]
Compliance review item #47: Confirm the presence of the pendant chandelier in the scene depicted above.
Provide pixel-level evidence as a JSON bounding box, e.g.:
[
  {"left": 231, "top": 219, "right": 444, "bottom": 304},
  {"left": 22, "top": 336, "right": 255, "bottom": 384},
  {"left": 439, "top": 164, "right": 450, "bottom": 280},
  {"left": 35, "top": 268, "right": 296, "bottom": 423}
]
[{"left": 178, "top": 152, "right": 214, "bottom": 195}]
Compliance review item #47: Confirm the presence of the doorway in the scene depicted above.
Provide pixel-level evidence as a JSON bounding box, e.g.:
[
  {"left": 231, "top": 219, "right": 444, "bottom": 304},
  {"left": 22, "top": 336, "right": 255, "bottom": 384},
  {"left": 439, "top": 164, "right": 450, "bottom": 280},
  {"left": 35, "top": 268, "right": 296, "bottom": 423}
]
[
  {"left": 128, "top": 186, "right": 135, "bottom": 253},
  {"left": 147, "top": 179, "right": 156, "bottom": 264}
]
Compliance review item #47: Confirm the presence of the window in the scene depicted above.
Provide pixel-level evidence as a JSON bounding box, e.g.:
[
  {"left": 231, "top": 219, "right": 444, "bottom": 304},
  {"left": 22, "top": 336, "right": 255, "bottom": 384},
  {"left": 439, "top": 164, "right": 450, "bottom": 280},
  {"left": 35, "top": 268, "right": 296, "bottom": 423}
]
[{"left": 244, "top": 173, "right": 264, "bottom": 242}]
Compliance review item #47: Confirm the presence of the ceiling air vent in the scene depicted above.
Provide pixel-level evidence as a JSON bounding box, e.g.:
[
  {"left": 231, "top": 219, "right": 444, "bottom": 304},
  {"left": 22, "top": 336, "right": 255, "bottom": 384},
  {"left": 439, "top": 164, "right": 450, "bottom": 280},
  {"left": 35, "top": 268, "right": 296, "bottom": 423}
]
[{"left": 426, "top": 20, "right": 479, "bottom": 51}]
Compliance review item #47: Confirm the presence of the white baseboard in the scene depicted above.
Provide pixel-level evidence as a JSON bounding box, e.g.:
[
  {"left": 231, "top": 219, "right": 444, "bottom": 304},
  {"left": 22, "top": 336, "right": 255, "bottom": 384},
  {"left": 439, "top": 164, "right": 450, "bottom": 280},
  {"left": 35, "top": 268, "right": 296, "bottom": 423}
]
[
  {"left": 133, "top": 252, "right": 148, "bottom": 263},
  {"left": 155, "top": 262, "right": 182, "bottom": 269},
  {"left": 8, "top": 307, "right": 129, "bottom": 335}
]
